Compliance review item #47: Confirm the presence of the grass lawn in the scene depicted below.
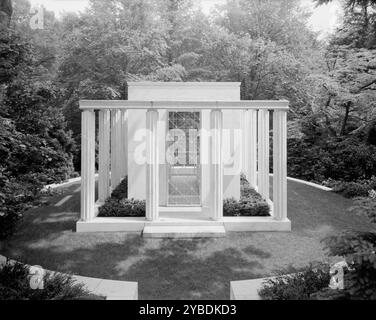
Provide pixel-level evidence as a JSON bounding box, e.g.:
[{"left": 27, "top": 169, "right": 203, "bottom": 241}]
[{"left": 0, "top": 178, "right": 373, "bottom": 300}]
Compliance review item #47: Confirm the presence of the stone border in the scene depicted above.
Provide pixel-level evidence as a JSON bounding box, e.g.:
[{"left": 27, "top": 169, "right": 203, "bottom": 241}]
[
  {"left": 44, "top": 174, "right": 332, "bottom": 192},
  {"left": 269, "top": 174, "right": 332, "bottom": 191},
  {"left": 230, "top": 278, "right": 266, "bottom": 300},
  {"left": 77, "top": 216, "right": 291, "bottom": 233},
  {"left": 42, "top": 174, "right": 98, "bottom": 191},
  {"left": 286, "top": 177, "right": 332, "bottom": 191},
  {"left": 0, "top": 255, "right": 138, "bottom": 300},
  {"left": 231, "top": 272, "right": 307, "bottom": 300}
]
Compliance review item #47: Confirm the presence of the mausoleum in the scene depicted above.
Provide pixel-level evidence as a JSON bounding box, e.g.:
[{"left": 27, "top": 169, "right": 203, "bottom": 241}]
[{"left": 77, "top": 82, "right": 290, "bottom": 237}]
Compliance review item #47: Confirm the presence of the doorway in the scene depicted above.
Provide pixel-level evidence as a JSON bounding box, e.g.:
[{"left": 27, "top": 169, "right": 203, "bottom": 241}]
[{"left": 166, "top": 111, "right": 201, "bottom": 206}]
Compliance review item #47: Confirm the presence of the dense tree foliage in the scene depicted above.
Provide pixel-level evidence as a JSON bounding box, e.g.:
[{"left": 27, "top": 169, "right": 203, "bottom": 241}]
[{"left": 0, "top": 1, "right": 75, "bottom": 238}]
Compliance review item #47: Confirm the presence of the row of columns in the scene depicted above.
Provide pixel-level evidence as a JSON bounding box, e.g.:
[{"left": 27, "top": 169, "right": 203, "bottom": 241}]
[
  {"left": 81, "top": 107, "right": 287, "bottom": 223},
  {"left": 243, "top": 109, "right": 287, "bottom": 221},
  {"left": 81, "top": 109, "right": 128, "bottom": 222}
]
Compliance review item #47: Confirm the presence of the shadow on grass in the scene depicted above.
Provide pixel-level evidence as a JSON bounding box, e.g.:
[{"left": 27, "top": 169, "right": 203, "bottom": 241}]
[
  {"left": 3, "top": 178, "right": 373, "bottom": 299},
  {"left": 2, "top": 235, "right": 269, "bottom": 299}
]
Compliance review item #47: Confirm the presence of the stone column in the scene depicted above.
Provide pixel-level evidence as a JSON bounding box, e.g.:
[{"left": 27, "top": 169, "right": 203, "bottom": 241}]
[
  {"left": 121, "top": 109, "right": 128, "bottom": 179},
  {"left": 81, "top": 109, "right": 96, "bottom": 221},
  {"left": 257, "top": 109, "right": 270, "bottom": 200},
  {"left": 242, "top": 110, "right": 248, "bottom": 177},
  {"left": 273, "top": 110, "right": 287, "bottom": 220},
  {"left": 146, "top": 109, "right": 159, "bottom": 221},
  {"left": 111, "top": 109, "right": 122, "bottom": 190},
  {"left": 211, "top": 109, "right": 223, "bottom": 221},
  {"left": 98, "top": 110, "right": 111, "bottom": 203},
  {"left": 247, "top": 109, "right": 258, "bottom": 188}
]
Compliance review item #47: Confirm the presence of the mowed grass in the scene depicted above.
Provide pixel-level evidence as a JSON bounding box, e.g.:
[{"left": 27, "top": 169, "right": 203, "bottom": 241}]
[{"left": 0, "top": 178, "right": 373, "bottom": 300}]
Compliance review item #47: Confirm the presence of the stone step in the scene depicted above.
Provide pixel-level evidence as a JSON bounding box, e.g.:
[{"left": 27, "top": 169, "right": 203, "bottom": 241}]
[
  {"left": 142, "top": 225, "right": 226, "bottom": 238},
  {"left": 145, "top": 219, "right": 223, "bottom": 227}
]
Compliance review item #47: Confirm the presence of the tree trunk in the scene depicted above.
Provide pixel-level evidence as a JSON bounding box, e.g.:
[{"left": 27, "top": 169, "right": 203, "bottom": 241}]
[{"left": 340, "top": 102, "right": 352, "bottom": 136}]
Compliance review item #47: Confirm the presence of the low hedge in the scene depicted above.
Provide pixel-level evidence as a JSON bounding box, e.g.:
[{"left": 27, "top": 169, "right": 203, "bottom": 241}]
[
  {"left": 98, "top": 198, "right": 146, "bottom": 217},
  {"left": 223, "top": 198, "right": 270, "bottom": 216},
  {"left": 98, "top": 175, "right": 270, "bottom": 217},
  {"left": 0, "top": 261, "right": 103, "bottom": 300},
  {"left": 223, "top": 175, "right": 270, "bottom": 217},
  {"left": 329, "top": 176, "right": 376, "bottom": 198},
  {"left": 98, "top": 177, "right": 145, "bottom": 217},
  {"left": 110, "top": 177, "right": 128, "bottom": 200}
]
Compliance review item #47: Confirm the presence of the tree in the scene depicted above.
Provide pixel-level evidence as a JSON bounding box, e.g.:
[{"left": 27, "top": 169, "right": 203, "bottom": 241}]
[
  {"left": 212, "top": 0, "right": 318, "bottom": 58},
  {"left": 311, "top": 46, "right": 376, "bottom": 137},
  {"left": 0, "top": 0, "right": 12, "bottom": 27},
  {"left": 0, "top": 0, "right": 76, "bottom": 239},
  {"left": 317, "top": 0, "right": 376, "bottom": 49}
]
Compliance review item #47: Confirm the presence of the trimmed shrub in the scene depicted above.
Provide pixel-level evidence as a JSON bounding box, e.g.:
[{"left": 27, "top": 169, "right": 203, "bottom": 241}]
[
  {"left": 99, "top": 175, "right": 269, "bottom": 217},
  {"left": 110, "top": 176, "right": 128, "bottom": 200},
  {"left": 258, "top": 264, "right": 331, "bottom": 300},
  {"left": 223, "top": 198, "right": 270, "bottom": 217},
  {"left": 224, "top": 174, "right": 270, "bottom": 217},
  {"left": 98, "top": 198, "right": 146, "bottom": 217},
  {"left": 0, "top": 261, "right": 103, "bottom": 300},
  {"left": 98, "top": 177, "right": 145, "bottom": 217},
  {"left": 330, "top": 176, "right": 376, "bottom": 198}
]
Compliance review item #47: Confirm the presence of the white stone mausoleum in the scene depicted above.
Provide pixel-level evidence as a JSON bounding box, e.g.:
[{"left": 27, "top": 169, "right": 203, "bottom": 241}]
[{"left": 77, "top": 82, "right": 290, "bottom": 237}]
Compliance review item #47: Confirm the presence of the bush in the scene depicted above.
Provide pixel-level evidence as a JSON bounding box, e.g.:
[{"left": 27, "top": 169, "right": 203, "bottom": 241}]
[
  {"left": 332, "top": 182, "right": 371, "bottom": 198},
  {"left": 330, "top": 177, "right": 376, "bottom": 198},
  {"left": 224, "top": 174, "right": 270, "bottom": 217},
  {"left": 349, "top": 195, "right": 376, "bottom": 223},
  {"left": 97, "top": 177, "right": 145, "bottom": 217},
  {"left": 259, "top": 196, "right": 376, "bottom": 300},
  {"left": 0, "top": 261, "right": 103, "bottom": 300},
  {"left": 258, "top": 264, "right": 331, "bottom": 300},
  {"left": 98, "top": 198, "right": 146, "bottom": 217},
  {"left": 0, "top": 173, "right": 44, "bottom": 239},
  {"left": 110, "top": 176, "right": 128, "bottom": 200},
  {"left": 288, "top": 137, "right": 376, "bottom": 183},
  {"left": 223, "top": 198, "right": 270, "bottom": 217},
  {"left": 318, "top": 196, "right": 376, "bottom": 300}
]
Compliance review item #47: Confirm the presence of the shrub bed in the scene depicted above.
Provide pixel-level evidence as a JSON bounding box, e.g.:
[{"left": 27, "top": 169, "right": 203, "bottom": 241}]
[
  {"left": 223, "top": 175, "right": 270, "bottom": 217},
  {"left": 0, "top": 261, "right": 103, "bottom": 300},
  {"left": 98, "top": 177, "right": 146, "bottom": 217},
  {"left": 98, "top": 198, "right": 146, "bottom": 217},
  {"left": 98, "top": 175, "right": 270, "bottom": 217}
]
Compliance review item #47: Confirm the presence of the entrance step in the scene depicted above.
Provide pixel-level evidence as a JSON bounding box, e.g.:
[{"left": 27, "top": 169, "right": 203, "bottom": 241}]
[
  {"left": 142, "top": 225, "right": 226, "bottom": 238},
  {"left": 158, "top": 206, "right": 203, "bottom": 216}
]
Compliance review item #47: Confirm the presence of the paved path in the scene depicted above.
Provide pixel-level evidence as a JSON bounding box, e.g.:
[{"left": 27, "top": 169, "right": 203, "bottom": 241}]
[{"left": 0, "top": 179, "right": 372, "bottom": 300}]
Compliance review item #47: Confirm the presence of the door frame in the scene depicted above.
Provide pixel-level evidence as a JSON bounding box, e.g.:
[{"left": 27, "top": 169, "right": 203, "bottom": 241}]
[{"left": 165, "top": 110, "right": 202, "bottom": 207}]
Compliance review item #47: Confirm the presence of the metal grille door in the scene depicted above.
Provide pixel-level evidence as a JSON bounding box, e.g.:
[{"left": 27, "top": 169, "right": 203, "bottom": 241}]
[{"left": 167, "top": 112, "right": 201, "bottom": 206}]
